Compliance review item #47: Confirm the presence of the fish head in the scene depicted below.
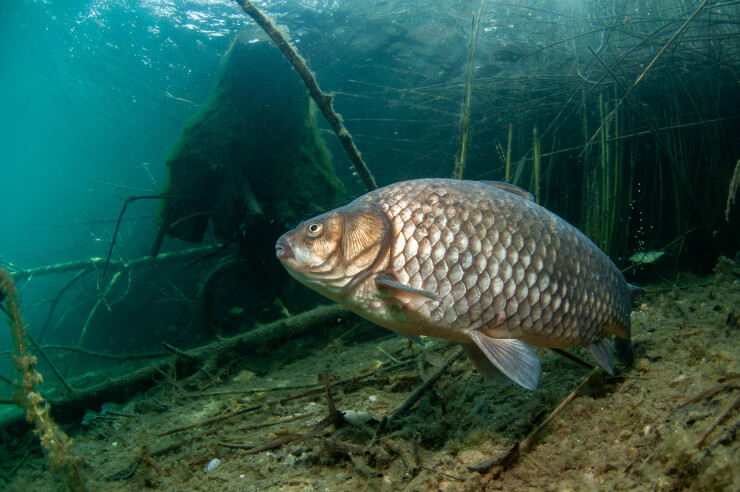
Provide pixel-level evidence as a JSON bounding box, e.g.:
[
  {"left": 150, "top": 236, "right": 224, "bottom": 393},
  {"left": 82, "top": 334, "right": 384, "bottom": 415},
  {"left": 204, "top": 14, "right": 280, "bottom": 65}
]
[{"left": 275, "top": 202, "right": 390, "bottom": 300}]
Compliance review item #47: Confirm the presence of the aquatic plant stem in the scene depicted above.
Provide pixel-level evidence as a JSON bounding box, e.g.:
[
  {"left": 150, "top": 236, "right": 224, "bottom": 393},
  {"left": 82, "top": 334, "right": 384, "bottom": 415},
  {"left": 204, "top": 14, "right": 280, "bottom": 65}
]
[
  {"left": 726, "top": 159, "right": 740, "bottom": 221},
  {"left": 584, "top": 0, "right": 710, "bottom": 152},
  {"left": 533, "top": 127, "right": 541, "bottom": 204},
  {"left": 235, "top": 0, "right": 376, "bottom": 192},
  {"left": 505, "top": 123, "right": 513, "bottom": 183},
  {"left": 598, "top": 94, "right": 609, "bottom": 252},
  {"left": 453, "top": 0, "right": 486, "bottom": 180},
  {"left": 0, "top": 268, "right": 85, "bottom": 490}
]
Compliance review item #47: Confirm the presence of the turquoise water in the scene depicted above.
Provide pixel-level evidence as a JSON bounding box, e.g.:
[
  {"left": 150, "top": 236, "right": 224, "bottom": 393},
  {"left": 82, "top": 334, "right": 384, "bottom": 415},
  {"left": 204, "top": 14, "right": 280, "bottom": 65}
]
[{"left": 1, "top": 0, "right": 241, "bottom": 265}]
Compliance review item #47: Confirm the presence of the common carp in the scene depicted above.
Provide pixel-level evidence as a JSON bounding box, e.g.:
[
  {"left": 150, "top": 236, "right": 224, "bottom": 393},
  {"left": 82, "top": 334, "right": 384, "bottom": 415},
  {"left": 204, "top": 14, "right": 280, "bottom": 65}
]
[{"left": 275, "top": 179, "right": 639, "bottom": 390}]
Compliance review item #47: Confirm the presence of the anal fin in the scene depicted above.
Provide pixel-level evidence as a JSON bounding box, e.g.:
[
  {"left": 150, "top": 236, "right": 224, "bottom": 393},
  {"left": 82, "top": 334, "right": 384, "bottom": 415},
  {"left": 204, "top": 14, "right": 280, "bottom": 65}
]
[
  {"left": 587, "top": 337, "right": 615, "bottom": 375},
  {"left": 461, "top": 342, "right": 512, "bottom": 387},
  {"left": 469, "top": 331, "right": 541, "bottom": 390}
]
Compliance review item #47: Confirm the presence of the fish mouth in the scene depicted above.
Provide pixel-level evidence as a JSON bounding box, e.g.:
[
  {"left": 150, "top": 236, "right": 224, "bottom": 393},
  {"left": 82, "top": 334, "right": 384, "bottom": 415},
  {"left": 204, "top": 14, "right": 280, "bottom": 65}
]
[{"left": 275, "top": 239, "right": 294, "bottom": 260}]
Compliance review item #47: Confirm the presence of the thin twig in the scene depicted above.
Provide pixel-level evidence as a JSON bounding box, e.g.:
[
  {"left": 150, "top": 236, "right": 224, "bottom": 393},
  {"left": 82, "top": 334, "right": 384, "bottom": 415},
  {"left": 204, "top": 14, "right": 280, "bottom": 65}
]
[
  {"left": 38, "top": 269, "right": 90, "bottom": 342},
  {"left": 237, "top": 412, "right": 314, "bottom": 431},
  {"left": 369, "top": 416, "right": 387, "bottom": 449},
  {"left": 387, "top": 347, "right": 464, "bottom": 427},
  {"left": 550, "top": 348, "right": 596, "bottom": 370},
  {"left": 178, "top": 358, "right": 416, "bottom": 399},
  {"left": 157, "top": 404, "right": 262, "bottom": 437},
  {"left": 103, "top": 195, "right": 182, "bottom": 278},
  {"left": 694, "top": 392, "right": 740, "bottom": 448},
  {"left": 27, "top": 335, "right": 75, "bottom": 394},
  {"left": 677, "top": 377, "right": 740, "bottom": 409},
  {"left": 225, "top": 410, "right": 344, "bottom": 455}
]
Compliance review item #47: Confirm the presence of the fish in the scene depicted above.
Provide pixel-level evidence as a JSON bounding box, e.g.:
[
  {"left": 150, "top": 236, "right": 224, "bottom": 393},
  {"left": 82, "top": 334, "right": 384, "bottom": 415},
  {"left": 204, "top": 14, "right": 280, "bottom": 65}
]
[
  {"left": 275, "top": 178, "right": 641, "bottom": 390},
  {"left": 629, "top": 250, "right": 666, "bottom": 264}
]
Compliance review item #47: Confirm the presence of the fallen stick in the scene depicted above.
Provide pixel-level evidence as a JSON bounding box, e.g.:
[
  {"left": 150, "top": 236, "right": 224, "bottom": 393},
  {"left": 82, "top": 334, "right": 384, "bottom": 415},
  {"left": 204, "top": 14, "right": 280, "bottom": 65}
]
[
  {"left": 0, "top": 304, "right": 348, "bottom": 432},
  {"left": 158, "top": 404, "right": 262, "bottom": 437},
  {"left": 179, "top": 358, "right": 416, "bottom": 399},
  {"left": 223, "top": 410, "right": 344, "bottom": 455},
  {"left": 694, "top": 391, "right": 740, "bottom": 448},
  {"left": 476, "top": 368, "right": 599, "bottom": 486},
  {"left": 677, "top": 377, "right": 740, "bottom": 410},
  {"left": 386, "top": 347, "right": 464, "bottom": 428},
  {"left": 550, "top": 348, "right": 595, "bottom": 370}
]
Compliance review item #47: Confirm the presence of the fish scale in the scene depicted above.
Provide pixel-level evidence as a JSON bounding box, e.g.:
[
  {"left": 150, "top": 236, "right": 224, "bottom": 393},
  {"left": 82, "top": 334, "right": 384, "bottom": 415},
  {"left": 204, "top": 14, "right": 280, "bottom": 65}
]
[
  {"left": 276, "top": 178, "right": 639, "bottom": 390},
  {"left": 359, "top": 179, "right": 630, "bottom": 343}
]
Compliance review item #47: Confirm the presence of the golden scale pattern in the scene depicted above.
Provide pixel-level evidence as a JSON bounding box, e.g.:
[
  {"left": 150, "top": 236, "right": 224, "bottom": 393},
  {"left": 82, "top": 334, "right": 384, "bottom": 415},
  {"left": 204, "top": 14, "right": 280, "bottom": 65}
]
[{"left": 358, "top": 179, "right": 631, "bottom": 347}]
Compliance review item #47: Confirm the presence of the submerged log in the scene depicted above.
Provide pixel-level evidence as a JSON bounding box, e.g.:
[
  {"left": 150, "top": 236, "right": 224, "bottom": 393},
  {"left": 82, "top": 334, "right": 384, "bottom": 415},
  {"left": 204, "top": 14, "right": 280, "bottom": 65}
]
[{"left": 0, "top": 304, "right": 348, "bottom": 431}]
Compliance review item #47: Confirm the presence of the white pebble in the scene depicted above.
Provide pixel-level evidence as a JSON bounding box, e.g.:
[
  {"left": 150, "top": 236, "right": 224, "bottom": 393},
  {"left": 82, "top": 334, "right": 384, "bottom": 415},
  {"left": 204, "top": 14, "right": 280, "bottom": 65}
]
[
  {"left": 368, "top": 395, "right": 377, "bottom": 402},
  {"left": 206, "top": 458, "right": 221, "bottom": 473}
]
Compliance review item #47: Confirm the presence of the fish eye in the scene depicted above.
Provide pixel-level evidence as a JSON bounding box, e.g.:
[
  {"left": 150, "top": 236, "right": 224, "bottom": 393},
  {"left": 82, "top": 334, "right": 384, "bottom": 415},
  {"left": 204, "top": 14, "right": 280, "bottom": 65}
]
[{"left": 306, "top": 222, "right": 323, "bottom": 237}]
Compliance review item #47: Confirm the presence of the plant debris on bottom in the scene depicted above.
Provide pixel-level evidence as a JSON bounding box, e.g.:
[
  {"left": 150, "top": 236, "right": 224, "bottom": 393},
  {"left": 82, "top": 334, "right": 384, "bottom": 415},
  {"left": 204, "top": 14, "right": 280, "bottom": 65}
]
[{"left": 3, "top": 266, "right": 739, "bottom": 491}]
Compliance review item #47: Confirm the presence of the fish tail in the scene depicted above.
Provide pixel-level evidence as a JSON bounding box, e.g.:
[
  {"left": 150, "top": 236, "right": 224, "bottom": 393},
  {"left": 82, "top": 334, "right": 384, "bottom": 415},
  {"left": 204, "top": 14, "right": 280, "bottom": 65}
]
[
  {"left": 616, "top": 283, "right": 644, "bottom": 368},
  {"left": 614, "top": 336, "right": 635, "bottom": 368},
  {"left": 629, "top": 283, "right": 646, "bottom": 302}
]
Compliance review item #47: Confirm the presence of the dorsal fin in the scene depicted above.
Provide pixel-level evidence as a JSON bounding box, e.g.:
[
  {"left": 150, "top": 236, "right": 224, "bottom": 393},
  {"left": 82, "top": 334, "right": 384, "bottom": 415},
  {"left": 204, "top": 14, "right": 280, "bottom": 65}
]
[{"left": 480, "top": 181, "right": 534, "bottom": 200}]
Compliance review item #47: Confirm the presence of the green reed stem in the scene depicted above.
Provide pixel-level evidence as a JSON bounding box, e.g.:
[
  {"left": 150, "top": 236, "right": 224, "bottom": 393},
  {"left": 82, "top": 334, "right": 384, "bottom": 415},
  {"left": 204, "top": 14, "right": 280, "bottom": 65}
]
[
  {"left": 454, "top": 0, "right": 486, "bottom": 180},
  {"left": 505, "top": 122, "right": 513, "bottom": 183},
  {"left": 533, "top": 127, "right": 541, "bottom": 204}
]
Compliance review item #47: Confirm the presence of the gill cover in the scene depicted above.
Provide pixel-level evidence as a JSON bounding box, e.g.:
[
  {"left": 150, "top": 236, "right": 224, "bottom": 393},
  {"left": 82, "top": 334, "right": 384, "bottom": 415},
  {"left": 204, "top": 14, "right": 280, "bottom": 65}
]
[{"left": 279, "top": 202, "right": 391, "bottom": 296}]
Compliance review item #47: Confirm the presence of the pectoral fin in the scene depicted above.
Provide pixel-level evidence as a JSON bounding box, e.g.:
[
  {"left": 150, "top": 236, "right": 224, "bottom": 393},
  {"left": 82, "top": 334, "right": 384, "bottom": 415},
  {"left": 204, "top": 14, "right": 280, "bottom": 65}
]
[
  {"left": 374, "top": 275, "right": 441, "bottom": 304},
  {"left": 469, "top": 331, "right": 541, "bottom": 390}
]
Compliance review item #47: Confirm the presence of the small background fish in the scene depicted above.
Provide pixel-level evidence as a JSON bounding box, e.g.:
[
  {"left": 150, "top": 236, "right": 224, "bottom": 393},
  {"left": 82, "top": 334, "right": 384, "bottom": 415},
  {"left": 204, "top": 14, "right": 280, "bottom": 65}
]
[{"left": 276, "top": 179, "right": 640, "bottom": 389}]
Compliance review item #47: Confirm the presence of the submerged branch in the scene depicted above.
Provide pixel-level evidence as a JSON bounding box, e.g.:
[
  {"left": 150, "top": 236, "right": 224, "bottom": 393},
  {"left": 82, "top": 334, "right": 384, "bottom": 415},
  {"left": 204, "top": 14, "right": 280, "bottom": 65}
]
[
  {"left": 386, "top": 347, "right": 464, "bottom": 428},
  {"left": 103, "top": 195, "right": 182, "bottom": 278},
  {"left": 234, "top": 0, "right": 377, "bottom": 192},
  {"left": 10, "top": 246, "right": 221, "bottom": 281}
]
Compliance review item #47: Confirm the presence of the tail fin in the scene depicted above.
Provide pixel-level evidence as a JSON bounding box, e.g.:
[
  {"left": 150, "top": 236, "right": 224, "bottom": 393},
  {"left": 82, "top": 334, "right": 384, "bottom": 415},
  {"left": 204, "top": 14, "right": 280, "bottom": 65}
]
[
  {"left": 616, "top": 283, "right": 644, "bottom": 368},
  {"left": 615, "top": 337, "right": 635, "bottom": 367},
  {"left": 629, "top": 283, "right": 646, "bottom": 303}
]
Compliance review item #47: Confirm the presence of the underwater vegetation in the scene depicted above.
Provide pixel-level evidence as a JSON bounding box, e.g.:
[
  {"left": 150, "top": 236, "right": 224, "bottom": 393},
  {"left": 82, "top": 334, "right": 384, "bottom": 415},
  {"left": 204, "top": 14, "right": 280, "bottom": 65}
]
[
  {"left": 1, "top": 269, "right": 85, "bottom": 490},
  {"left": 157, "top": 37, "right": 346, "bottom": 247}
]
